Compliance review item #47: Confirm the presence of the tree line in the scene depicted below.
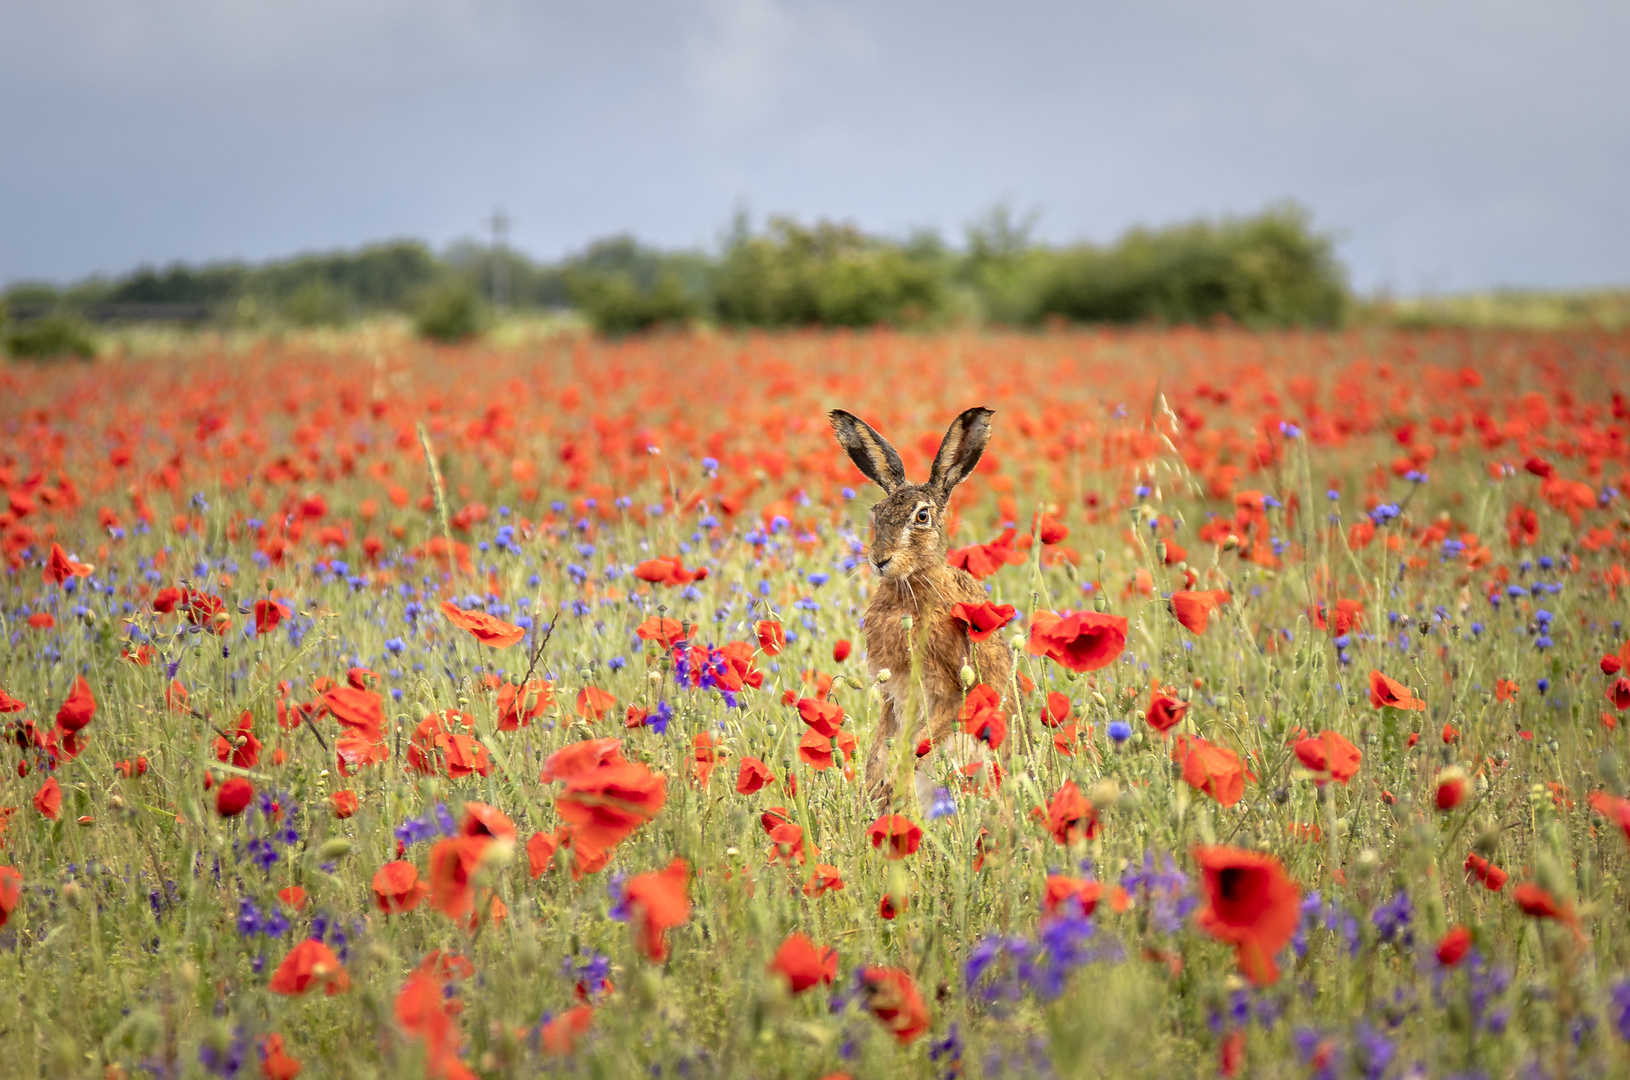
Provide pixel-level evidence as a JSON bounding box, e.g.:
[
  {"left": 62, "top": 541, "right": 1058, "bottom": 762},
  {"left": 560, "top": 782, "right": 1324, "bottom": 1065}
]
[{"left": 2, "top": 203, "right": 1348, "bottom": 354}]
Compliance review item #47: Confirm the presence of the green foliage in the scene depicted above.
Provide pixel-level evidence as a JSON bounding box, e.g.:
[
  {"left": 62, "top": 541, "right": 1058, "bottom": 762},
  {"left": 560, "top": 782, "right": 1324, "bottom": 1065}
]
[
  {"left": 5, "top": 206, "right": 1354, "bottom": 336},
  {"left": 4, "top": 313, "right": 98, "bottom": 360},
  {"left": 281, "top": 280, "right": 352, "bottom": 327},
  {"left": 1024, "top": 204, "right": 1348, "bottom": 328},
  {"left": 566, "top": 269, "right": 700, "bottom": 336},
  {"left": 412, "top": 281, "right": 487, "bottom": 343},
  {"left": 713, "top": 218, "right": 946, "bottom": 328}
]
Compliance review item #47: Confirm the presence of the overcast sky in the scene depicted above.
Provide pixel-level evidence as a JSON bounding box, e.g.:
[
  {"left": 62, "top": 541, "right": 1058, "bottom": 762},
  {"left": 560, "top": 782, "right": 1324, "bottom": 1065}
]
[{"left": 4, "top": 0, "right": 1627, "bottom": 293}]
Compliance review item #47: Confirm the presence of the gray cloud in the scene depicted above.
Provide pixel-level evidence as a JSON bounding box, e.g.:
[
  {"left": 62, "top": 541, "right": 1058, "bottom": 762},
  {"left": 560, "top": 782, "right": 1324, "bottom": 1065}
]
[{"left": 3, "top": 0, "right": 1626, "bottom": 291}]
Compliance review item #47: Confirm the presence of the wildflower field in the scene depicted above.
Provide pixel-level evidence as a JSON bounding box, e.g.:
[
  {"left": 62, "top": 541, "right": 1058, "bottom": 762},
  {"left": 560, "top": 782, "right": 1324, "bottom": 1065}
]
[{"left": 5, "top": 325, "right": 1630, "bottom": 1080}]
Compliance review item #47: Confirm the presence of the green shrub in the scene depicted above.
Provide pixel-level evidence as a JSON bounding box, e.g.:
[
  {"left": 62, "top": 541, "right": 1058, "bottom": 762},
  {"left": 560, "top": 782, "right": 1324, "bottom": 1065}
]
[
  {"left": 413, "top": 282, "right": 487, "bottom": 343},
  {"left": 1025, "top": 204, "right": 1347, "bottom": 328},
  {"left": 566, "top": 269, "right": 700, "bottom": 336},
  {"left": 5, "top": 313, "right": 98, "bottom": 360},
  {"left": 282, "top": 280, "right": 352, "bottom": 327},
  {"left": 713, "top": 218, "right": 946, "bottom": 329}
]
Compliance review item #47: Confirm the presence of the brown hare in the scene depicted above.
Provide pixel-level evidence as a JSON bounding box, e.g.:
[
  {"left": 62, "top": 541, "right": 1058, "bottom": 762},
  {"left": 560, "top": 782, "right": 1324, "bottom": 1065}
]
[{"left": 828, "top": 406, "right": 1014, "bottom": 809}]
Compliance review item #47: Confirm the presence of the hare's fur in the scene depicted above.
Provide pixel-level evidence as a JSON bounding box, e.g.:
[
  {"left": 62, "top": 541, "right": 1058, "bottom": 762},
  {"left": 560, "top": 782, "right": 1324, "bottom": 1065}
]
[{"left": 827, "top": 407, "right": 1014, "bottom": 808}]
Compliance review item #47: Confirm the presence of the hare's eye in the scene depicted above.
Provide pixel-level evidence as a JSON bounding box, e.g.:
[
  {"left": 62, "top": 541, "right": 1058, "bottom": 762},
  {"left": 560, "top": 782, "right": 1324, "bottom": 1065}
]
[{"left": 914, "top": 507, "right": 931, "bottom": 525}]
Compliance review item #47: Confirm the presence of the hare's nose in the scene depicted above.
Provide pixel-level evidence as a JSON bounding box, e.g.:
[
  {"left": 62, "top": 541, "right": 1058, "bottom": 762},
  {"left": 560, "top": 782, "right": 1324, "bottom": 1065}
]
[{"left": 872, "top": 555, "right": 893, "bottom": 572}]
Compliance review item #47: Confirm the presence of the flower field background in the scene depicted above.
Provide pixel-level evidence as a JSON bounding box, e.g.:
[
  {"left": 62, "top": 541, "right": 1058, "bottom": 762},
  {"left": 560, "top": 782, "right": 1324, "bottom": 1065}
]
[{"left": 4, "top": 325, "right": 1630, "bottom": 1079}]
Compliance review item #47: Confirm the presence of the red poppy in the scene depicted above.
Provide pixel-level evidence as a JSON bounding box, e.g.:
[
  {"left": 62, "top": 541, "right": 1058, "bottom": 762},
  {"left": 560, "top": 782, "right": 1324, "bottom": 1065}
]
[
  {"left": 1044, "top": 781, "right": 1098, "bottom": 845},
  {"left": 460, "top": 802, "right": 516, "bottom": 842},
  {"left": 0, "top": 866, "right": 19, "bottom": 928},
  {"left": 214, "top": 710, "right": 262, "bottom": 770},
  {"left": 540, "top": 1004, "right": 595, "bottom": 1056},
  {"left": 624, "top": 858, "right": 691, "bottom": 962},
  {"left": 1609, "top": 678, "right": 1630, "bottom": 711},
  {"left": 797, "top": 697, "right": 845, "bottom": 736},
  {"left": 55, "top": 676, "right": 96, "bottom": 733},
  {"left": 1170, "top": 589, "right": 1228, "bottom": 634},
  {"left": 0, "top": 688, "right": 24, "bottom": 713},
  {"left": 768, "top": 933, "right": 839, "bottom": 993},
  {"left": 633, "top": 556, "right": 708, "bottom": 586},
  {"left": 254, "top": 598, "right": 292, "bottom": 635},
  {"left": 950, "top": 601, "right": 1018, "bottom": 642},
  {"left": 857, "top": 967, "right": 929, "bottom": 1044},
  {"left": 946, "top": 529, "right": 1027, "bottom": 579},
  {"left": 575, "top": 686, "right": 616, "bottom": 721},
  {"left": 1174, "top": 735, "right": 1247, "bottom": 807},
  {"left": 1220, "top": 1030, "right": 1246, "bottom": 1078},
  {"left": 959, "top": 682, "right": 1007, "bottom": 749},
  {"left": 636, "top": 616, "right": 687, "bottom": 648},
  {"left": 1436, "top": 926, "right": 1472, "bottom": 966},
  {"left": 216, "top": 777, "right": 254, "bottom": 817},
  {"left": 1291, "top": 730, "right": 1362, "bottom": 786},
  {"left": 736, "top": 756, "right": 773, "bottom": 795},
  {"left": 1435, "top": 769, "right": 1469, "bottom": 811},
  {"left": 803, "top": 864, "right": 845, "bottom": 898},
  {"left": 755, "top": 620, "right": 786, "bottom": 655},
  {"left": 1042, "top": 874, "right": 1103, "bottom": 918},
  {"left": 43, "top": 543, "right": 93, "bottom": 586},
  {"left": 1145, "top": 685, "right": 1188, "bottom": 734},
  {"left": 866, "top": 814, "right": 923, "bottom": 859},
  {"left": 427, "top": 836, "right": 492, "bottom": 920},
  {"left": 395, "top": 971, "right": 472, "bottom": 1080},
  {"left": 439, "top": 600, "right": 526, "bottom": 648},
  {"left": 259, "top": 1033, "right": 302, "bottom": 1080},
  {"left": 26, "top": 612, "right": 54, "bottom": 630},
  {"left": 373, "top": 861, "right": 430, "bottom": 913},
  {"left": 1588, "top": 790, "right": 1630, "bottom": 845},
  {"left": 1513, "top": 882, "right": 1576, "bottom": 924},
  {"left": 718, "top": 640, "right": 764, "bottom": 689},
  {"left": 1193, "top": 845, "right": 1301, "bottom": 986},
  {"left": 1027, "top": 610, "right": 1127, "bottom": 673},
  {"left": 1494, "top": 678, "right": 1519, "bottom": 703},
  {"left": 276, "top": 886, "right": 307, "bottom": 911},
  {"left": 527, "top": 830, "right": 563, "bottom": 878},
  {"left": 826, "top": 639, "right": 850, "bottom": 665},
  {"left": 323, "top": 684, "right": 385, "bottom": 743},
  {"left": 33, "top": 777, "right": 61, "bottom": 820},
  {"left": 1464, "top": 852, "right": 1509, "bottom": 891},
  {"left": 331, "top": 790, "right": 359, "bottom": 818},
  {"left": 540, "top": 737, "right": 626, "bottom": 782},
  {"left": 1602, "top": 642, "right": 1630, "bottom": 675},
  {"left": 1042, "top": 691, "right": 1072, "bottom": 727},
  {"left": 794, "top": 727, "right": 843, "bottom": 771},
  {"left": 1369, "top": 670, "right": 1426, "bottom": 711},
  {"left": 1034, "top": 511, "right": 1069, "bottom": 545},
  {"left": 555, "top": 758, "right": 667, "bottom": 854},
  {"left": 691, "top": 731, "right": 719, "bottom": 787},
  {"left": 269, "top": 938, "right": 349, "bottom": 996},
  {"left": 495, "top": 680, "right": 553, "bottom": 730}
]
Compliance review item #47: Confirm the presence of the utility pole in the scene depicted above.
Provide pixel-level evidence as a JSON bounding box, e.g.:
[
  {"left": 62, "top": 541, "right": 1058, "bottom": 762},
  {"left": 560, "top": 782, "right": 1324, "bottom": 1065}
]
[{"left": 489, "top": 206, "right": 510, "bottom": 309}]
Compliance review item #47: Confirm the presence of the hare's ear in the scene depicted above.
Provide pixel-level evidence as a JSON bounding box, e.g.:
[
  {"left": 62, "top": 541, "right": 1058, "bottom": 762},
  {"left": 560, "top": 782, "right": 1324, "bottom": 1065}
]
[
  {"left": 927, "top": 407, "right": 994, "bottom": 501},
  {"left": 828, "top": 410, "right": 906, "bottom": 493}
]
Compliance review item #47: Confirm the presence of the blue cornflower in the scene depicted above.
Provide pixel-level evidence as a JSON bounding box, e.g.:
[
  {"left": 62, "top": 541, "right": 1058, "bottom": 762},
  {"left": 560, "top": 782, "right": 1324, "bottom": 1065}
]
[
  {"left": 1369, "top": 504, "right": 1402, "bottom": 524},
  {"left": 236, "top": 897, "right": 262, "bottom": 937},
  {"left": 1107, "top": 721, "right": 1131, "bottom": 743},
  {"left": 1372, "top": 891, "right": 1414, "bottom": 946},
  {"left": 928, "top": 787, "right": 956, "bottom": 819}
]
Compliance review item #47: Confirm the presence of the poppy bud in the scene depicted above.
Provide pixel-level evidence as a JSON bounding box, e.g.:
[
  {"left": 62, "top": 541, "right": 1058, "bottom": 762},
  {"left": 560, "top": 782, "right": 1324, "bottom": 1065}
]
[
  {"left": 1222, "top": 535, "right": 1239, "bottom": 551},
  {"left": 959, "top": 665, "right": 975, "bottom": 688},
  {"left": 317, "top": 838, "right": 352, "bottom": 860},
  {"left": 876, "top": 669, "right": 892, "bottom": 684},
  {"left": 899, "top": 616, "right": 913, "bottom": 632},
  {"left": 1092, "top": 594, "right": 1109, "bottom": 613}
]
